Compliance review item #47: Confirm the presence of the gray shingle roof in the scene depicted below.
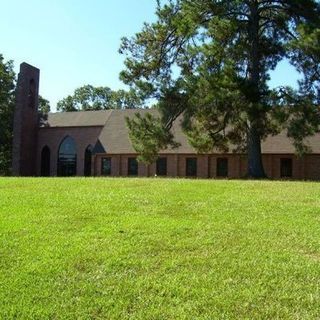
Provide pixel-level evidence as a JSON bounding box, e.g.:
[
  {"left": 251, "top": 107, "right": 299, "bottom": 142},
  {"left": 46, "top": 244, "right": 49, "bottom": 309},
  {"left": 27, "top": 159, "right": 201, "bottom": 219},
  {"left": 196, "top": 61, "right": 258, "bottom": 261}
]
[
  {"left": 41, "top": 109, "right": 320, "bottom": 154},
  {"left": 96, "top": 109, "right": 196, "bottom": 154},
  {"left": 41, "top": 110, "right": 112, "bottom": 127}
]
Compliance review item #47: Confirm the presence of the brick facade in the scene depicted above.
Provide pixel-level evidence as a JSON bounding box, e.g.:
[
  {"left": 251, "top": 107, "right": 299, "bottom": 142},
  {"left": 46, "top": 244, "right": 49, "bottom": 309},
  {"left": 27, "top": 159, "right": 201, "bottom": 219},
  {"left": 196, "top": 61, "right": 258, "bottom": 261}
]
[
  {"left": 25, "top": 122, "right": 320, "bottom": 180},
  {"left": 12, "top": 62, "right": 320, "bottom": 180},
  {"left": 91, "top": 152, "right": 320, "bottom": 180},
  {"left": 37, "top": 127, "right": 103, "bottom": 176},
  {"left": 20, "top": 115, "right": 320, "bottom": 181}
]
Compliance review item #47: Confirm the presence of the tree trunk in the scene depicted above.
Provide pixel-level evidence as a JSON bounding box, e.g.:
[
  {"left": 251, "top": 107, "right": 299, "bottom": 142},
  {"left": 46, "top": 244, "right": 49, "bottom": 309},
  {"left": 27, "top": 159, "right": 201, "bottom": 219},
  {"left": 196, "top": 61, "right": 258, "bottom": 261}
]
[
  {"left": 246, "top": 3, "right": 266, "bottom": 179},
  {"left": 247, "top": 124, "right": 266, "bottom": 178}
]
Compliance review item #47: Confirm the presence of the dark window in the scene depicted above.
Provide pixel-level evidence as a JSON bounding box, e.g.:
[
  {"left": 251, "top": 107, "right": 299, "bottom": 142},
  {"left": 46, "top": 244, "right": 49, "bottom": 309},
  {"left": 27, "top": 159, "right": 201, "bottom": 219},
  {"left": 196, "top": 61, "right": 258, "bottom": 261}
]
[
  {"left": 41, "top": 146, "right": 50, "bottom": 176},
  {"left": 128, "top": 158, "right": 138, "bottom": 176},
  {"left": 217, "top": 158, "right": 228, "bottom": 177},
  {"left": 57, "top": 136, "right": 77, "bottom": 176},
  {"left": 84, "top": 145, "right": 93, "bottom": 176},
  {"left": 156, "top": 157, "right": 167, "bottom": 176},
  {"left": 281, "top": 158, "right": 292, "bottom": 178},
  {"left": 186, "top": 158, "right": 197, "bottom": 177},
  {"left": 101, "top": 158, "right": 112, "bottom": 176},
  {"left": 28, "top": 79, "right": 36, "bottom": 108}
]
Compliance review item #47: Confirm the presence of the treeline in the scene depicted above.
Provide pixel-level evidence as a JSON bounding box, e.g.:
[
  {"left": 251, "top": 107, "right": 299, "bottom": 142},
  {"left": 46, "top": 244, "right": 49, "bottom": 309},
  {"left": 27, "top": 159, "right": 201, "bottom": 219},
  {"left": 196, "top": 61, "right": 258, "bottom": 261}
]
[
  {"left": 0, "top": 55, "right": 15, "bottom": 175},
  {"left": 56, "top": 85, "right": 142, "bottom": 111}
]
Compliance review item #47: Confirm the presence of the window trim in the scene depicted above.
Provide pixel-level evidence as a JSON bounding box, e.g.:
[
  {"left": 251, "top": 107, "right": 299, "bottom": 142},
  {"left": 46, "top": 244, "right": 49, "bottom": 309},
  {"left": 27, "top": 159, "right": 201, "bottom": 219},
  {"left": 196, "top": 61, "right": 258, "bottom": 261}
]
[
  {"left": 84, "top": 145, "right": 93, "bottom": 176},
  {"left": 280, "top": 158, "right": 293, "bottom": 178},
  {"left": 186, "top": 157, "right": 197, "bottom": 177},
  {"left": 128, "top": 157, "right": 138, "bottom": 176},
  {"left": 101, "top": 157, "right": 112, "bottom": 176},
  {"left": 156, "top": 157, "right": 167, "bottom": 176},
  {"left": 217, "top": 157, "right": 229, "bottom": 178},
  {"left": 57, "top": 136, "right": 77, "bottom": 177}
]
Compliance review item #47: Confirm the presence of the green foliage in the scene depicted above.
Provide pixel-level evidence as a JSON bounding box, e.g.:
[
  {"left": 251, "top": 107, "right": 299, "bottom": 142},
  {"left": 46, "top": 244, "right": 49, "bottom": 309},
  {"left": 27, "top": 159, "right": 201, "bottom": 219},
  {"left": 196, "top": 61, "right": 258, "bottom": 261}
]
[
  {"left": 57, "top": 85, "right": 142, "bottom": 111},
  {"left": 38, "top": 95, "right": 51, "bottom": 114},
  {"left": 269, "top": 87, "right": 320, "bottom": 155},
  {"left": 2, "top": 178, "right": 320, "bottom": 319},
  {"left": 0, "top": 55, "right": 15, "bottom": 176},
  {"left": 120, "top": 0, "right": 320, "bottom": 177},
  {"left": 126, "top": 112, "right": 179, "bottom": 163}
]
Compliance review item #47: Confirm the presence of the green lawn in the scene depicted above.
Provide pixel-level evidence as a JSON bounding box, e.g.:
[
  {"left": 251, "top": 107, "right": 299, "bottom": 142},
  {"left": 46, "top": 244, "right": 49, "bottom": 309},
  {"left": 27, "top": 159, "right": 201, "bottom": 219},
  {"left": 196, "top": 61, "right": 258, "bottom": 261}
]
[{"left": 1, "top": 178, "right": 320, "bottom": 319}]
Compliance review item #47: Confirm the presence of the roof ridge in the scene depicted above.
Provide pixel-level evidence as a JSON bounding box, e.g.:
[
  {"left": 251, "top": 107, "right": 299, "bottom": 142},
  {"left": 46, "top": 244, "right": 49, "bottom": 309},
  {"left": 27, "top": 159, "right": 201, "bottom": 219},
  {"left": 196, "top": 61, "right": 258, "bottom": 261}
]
[
  {"left": 47, "top": 109, "right": 110, "bottom": 115},
  {"left": 102, "top": 109, "right": 114, "bottom": 127}
]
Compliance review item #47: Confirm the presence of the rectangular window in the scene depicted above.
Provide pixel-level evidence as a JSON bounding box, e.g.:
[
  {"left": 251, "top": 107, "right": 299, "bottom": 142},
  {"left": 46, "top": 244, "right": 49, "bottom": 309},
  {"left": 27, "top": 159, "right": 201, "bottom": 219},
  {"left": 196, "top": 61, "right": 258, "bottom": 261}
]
[
  {"left": 217, "top": 158, "right": 228, "bottom": 177},
  {"left": 280, "top": 158, "right": 292, "bottom": 178},
  {"left": 101, "top": 158, "right": 111, "bottom": 176},
  {"left": 128, "top": 157, "right": 138, "bottom": 176},
  {"left": 156, "top": 157, "right": 167, "bottom": 176},
  {"left": 186, "top": 158, "right": 197, "bottom": 177}
]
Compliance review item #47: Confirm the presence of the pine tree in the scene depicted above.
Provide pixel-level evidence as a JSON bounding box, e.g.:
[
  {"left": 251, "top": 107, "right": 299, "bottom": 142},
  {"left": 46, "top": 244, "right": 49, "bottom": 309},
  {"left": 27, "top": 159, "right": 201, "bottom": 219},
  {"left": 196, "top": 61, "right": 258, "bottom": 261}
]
[{"left": 120, "top": 0, "right": 320, "bottom": 178}]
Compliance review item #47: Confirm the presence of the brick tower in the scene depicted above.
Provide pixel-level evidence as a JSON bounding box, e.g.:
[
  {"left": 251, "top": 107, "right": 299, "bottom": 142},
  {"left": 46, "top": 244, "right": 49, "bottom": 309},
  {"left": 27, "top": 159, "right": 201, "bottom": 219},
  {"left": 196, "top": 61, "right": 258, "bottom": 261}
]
[{"left": 12, "top": 63, "right": 40, "bottom": 176}]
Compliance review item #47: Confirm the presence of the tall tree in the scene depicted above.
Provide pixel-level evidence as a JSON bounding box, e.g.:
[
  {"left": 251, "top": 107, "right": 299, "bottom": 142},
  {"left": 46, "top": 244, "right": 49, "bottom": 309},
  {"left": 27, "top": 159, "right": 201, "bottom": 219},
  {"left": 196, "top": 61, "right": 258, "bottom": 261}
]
[
  {"left": 120, "top": 0, "right": 320, "bottom": 178},
  {"left": 0, "top": 55, "right": 15, "bottom": 176},
  {"left": 57, "top": 85, "right": 142, "bottom": 111}
]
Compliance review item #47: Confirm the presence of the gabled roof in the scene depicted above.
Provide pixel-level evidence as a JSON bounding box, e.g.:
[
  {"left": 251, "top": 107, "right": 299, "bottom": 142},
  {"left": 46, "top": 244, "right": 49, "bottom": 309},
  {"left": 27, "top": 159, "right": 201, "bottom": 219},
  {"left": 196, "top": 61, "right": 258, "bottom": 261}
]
[
  {"left": 96, "top": 109, "right": 195, "bottom": 154},
  {"left": 262, "top": 131, "right": 320, "bottom": 154},
  {"left": 40, "top": 110, "right": 112, "bottom": 127},
  {"left": 40, "top": 109, "right": 320, "bottom": 154}
]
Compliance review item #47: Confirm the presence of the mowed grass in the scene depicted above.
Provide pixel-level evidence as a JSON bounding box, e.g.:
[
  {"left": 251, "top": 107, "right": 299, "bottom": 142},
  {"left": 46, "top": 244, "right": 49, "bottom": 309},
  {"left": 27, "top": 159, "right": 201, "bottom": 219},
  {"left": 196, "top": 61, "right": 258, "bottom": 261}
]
[{"left": 1, "top": 178, "right": 320, "bottom": 319}]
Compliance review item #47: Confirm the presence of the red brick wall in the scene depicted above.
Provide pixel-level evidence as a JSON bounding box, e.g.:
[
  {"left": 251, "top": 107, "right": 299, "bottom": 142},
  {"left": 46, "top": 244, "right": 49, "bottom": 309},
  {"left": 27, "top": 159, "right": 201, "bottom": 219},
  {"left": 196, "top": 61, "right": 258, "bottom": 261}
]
[
  {"left": 303, "top": 155, "right": 320, "bottom": 180},
  {"left": 93, "top": 153, "right": 319, "bottom": 180},
  {"left": 37, "top": 126, "right": 103, "bottom": 176},
  {"left": 36, "top": 128, "right": 320, "bottom": 180}
]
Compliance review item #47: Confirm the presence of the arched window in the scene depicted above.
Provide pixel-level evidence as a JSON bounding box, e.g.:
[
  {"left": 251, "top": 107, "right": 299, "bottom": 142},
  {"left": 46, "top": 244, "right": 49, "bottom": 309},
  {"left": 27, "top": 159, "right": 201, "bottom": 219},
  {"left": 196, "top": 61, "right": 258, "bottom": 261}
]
[
  {"left": 57, "top": 136, "right": 77, "bottom": 176},
  {"left": 84, "top": 145, "right": 93, "bottom": 176},
  {"left": 41, "top": 146, "right": 50, "bottom": 176}
]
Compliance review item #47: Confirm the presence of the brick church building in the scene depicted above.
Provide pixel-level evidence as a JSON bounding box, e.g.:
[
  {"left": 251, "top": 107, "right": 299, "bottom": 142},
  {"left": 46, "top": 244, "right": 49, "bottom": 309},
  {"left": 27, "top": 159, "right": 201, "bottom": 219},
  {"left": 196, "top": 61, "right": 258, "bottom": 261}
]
[{"left": 12, "top": 63, "right": 320, "bottom": 180}]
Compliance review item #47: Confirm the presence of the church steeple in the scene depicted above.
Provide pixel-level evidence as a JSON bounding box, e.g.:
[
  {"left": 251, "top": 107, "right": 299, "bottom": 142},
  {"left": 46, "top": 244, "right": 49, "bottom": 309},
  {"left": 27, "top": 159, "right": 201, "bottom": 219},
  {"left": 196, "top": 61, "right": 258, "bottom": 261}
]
[{"left": 12, "top": 63, "right": 40, "bottom": 176}]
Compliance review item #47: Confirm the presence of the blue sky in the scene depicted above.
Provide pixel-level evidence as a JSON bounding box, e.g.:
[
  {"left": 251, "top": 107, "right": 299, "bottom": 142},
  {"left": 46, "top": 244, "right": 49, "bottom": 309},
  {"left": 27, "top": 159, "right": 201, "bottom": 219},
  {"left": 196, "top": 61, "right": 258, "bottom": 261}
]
[{"left": 0, "top": 0, "right": 301, "bottom": 111}]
